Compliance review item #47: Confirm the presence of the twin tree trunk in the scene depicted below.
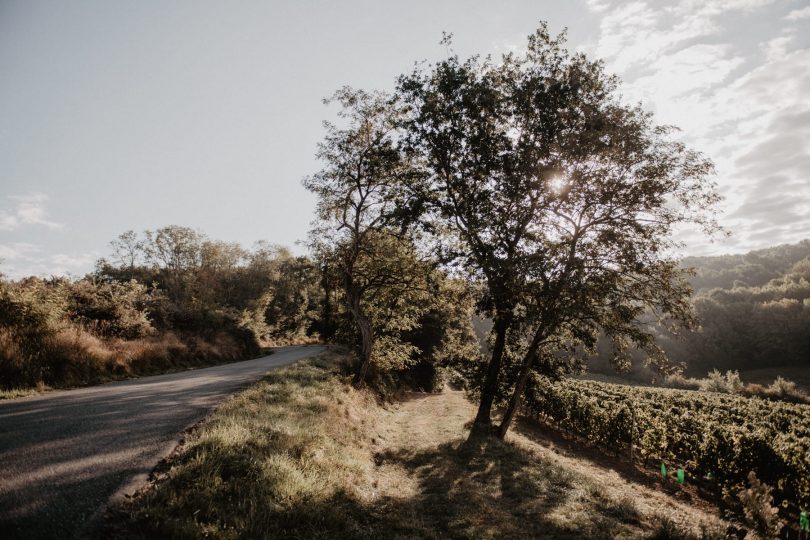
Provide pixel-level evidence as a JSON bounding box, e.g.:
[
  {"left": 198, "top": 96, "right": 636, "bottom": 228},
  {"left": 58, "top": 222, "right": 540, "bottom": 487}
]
[
  {"left": 470, "top": 315, "right": 544, "bottom": 441},
  {"left": 469, "top": 316, "right": 509, "bottom": 437}
]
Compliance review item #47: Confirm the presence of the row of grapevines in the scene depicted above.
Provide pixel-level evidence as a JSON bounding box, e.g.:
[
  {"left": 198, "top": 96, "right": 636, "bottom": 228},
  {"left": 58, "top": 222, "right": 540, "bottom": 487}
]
[{"left": 523, "top": 374, "right": 810, "bottom": 510}]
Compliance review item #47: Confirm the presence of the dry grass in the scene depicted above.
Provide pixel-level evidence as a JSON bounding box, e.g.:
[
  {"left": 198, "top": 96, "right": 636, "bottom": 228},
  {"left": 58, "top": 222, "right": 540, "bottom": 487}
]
[
  {"left": 113, "top": 353, "right": 734, "bottom": 539},
  {"left": 0, "top": 325, "right": 257, "bottom": 397},
  {"left": 117, "top": 351, "right": 379, "bottom": 539},
  {"left": 369, "top": 390, "right": 730, "bottom": 539}
]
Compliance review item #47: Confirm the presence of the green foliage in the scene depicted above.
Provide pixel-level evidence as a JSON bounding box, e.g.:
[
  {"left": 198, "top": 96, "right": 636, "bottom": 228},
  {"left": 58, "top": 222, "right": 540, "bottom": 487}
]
[
  {"left": 1, "top": 227, "right": 328, "bottom": 390},
  {"left": 396, "top": 23, "right": 720, "bottom": 434},
  {"left": 398, "top": 275, "right": 483, "bottom": 391},
  {"left": 66, "top": 278, "right": 155, "bottom": 338},
  {"left": 304, "top": 87, "right": 438, "bottom": 385},
  {"left": 524, "top": 375, "right": 810, "bottom": 512},
  {"left": 0, "top": 278, "right": 65, "bottom": 386},
  {"left": 97, "top": 231, "right": 323, "bottom": 346}
]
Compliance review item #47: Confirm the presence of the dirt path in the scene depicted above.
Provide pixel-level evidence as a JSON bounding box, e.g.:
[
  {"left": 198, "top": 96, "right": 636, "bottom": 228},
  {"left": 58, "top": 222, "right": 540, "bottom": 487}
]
[{"left": 370, "top": 389, "right": 733, "bottom": 539}]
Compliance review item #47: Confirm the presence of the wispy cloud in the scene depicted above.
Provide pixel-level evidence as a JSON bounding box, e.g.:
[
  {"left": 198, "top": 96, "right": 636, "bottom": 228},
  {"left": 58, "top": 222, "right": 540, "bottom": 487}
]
[
  {"left": 0, "top": 242, "right": 41, "bottom": 261},
  {"left": 0, "top": 243, "right": 99, "bottom": 279},
  {"left": 785, "top": 6, "right": 810, "bottom": 20},
  {"left": 586, "top": 0, "right": 810, "bottom": 254},
  {"left": 0, "top": 192, "right": 63, "bottom": 232}
]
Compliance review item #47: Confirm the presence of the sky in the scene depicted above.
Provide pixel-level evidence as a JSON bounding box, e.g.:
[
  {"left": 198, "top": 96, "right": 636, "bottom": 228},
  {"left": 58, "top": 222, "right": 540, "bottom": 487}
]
[{"left": 1, "top": 0, "right": 808, "bottom": 278}]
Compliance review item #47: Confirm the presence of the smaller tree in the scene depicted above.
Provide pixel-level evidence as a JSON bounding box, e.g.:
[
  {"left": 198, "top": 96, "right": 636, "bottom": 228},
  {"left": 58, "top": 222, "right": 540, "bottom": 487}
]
[
  {"left": 109, "top": 230, "right": 142, "bottom": 272},
  {"left": 141, "top": 225, "right": 205, "bottom": 303},
  {"left": 304, "top": 87, "right": 428, "bottom": 385}
]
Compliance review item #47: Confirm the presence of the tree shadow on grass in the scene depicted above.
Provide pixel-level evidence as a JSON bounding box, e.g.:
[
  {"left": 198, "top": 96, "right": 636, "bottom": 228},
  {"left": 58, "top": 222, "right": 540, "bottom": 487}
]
[
  {"left": 511, "top": 415, "right": 708, "bottom": 504},
  {"left": 118, "top": 433, "right": 650, "bottom": 540},
  {"left": 361, "top": 435, "right": 646, "bottom": 539}
]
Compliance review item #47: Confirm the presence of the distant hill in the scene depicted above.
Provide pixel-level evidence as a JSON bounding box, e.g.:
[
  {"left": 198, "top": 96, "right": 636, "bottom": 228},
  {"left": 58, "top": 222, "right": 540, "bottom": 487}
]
[
  {"left": 588, "top": 239, "right": 810, "bottom": 384},
  {"left": 683, "top": 239, "right": 810, "bottom": 292}
]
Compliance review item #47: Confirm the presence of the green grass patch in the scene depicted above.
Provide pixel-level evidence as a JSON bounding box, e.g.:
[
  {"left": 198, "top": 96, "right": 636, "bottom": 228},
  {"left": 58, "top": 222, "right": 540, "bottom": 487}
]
[{"left": 117, "top": 354, "right": 379, "bottom": 539}]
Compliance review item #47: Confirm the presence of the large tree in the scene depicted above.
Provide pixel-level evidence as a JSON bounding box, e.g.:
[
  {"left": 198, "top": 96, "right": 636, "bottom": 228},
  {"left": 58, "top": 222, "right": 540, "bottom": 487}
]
[{"left": 397, "top": 25, "right": 720, "bottom": 438}]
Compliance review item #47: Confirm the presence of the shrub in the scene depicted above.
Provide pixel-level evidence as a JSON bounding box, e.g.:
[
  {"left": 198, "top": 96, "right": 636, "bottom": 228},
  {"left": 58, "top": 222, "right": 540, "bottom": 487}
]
[
  {"left": 698, "top": 369, "right": 729, "bottom": 393},
  {"left": 663, "top": 372, "right": 701, "bottom": 390},
  {"left": 724, "top": 370, "right": 744, "bottom": 394},
  {"left": 66, "top": 279, "right": 155, "bottom": 338},
  {"left": 697, "top": 370, "right": 744, "bottom": 394},
  {"left": 736, "top": 471, "right": 784, "bottom": 538},
  {"left": 765, "top": 376, "right": 809, "bottom": 403},
  {"left": 0, "top": 279, "right": 64, "bottom": 387},
  {"left": 741, "top": 383, "right": 766, "bottom": 398}
]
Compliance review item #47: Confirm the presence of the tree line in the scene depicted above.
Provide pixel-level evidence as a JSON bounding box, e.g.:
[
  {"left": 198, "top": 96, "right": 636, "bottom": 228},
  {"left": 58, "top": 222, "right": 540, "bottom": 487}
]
[
  {"left": 0, "top": 223, "right": 478, "bottom": 392},
  {"left": 0, "top": 226, "right": 319, "bottom": 388},
  {"left": 587, "top": 240, "right": 810, "bottom": 380}
]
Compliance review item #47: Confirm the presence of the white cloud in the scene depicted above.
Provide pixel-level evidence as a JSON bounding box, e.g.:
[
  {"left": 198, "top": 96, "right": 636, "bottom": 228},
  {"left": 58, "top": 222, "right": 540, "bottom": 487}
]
[
  {"left": 585, "top": 0, "right": 810, "bottom": 255},
  {"left": 0, "top": 192, "right": 63, "bottom": 231},
  {"left": 0, "top": 242, "right": 98, "bottom": 279},
  {"left": 785, "top": 6, "right": 810, "bottom": 20},
  {"left": 49, "top": 252, "right": 98, "bottom": 271},
  {"left": 0, "top": 242, "right": 41, "bottom": 261}
]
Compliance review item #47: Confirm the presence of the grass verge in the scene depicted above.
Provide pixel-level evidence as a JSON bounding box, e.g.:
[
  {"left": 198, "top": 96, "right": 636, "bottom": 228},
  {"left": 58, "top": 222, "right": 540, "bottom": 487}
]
[
  {"left": 0, "top": 328, "right": 272, "bottom": 400},
  {"left": 112, "top": 352, "right": 732, "bottom": 539},
  {"left": 115, "top": 351, "right": 379, "bottom": 539}
]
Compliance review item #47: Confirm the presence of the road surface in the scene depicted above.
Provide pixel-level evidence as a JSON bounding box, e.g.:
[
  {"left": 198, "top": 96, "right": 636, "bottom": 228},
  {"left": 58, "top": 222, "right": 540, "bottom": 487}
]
[{"left": 0, "top": 345, "right": 324, "bottom": 539}]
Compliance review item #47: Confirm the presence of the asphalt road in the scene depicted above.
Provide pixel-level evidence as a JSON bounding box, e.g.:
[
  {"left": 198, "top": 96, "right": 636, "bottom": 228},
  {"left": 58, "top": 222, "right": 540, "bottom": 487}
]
[{"left": 0, "top": 345, "right": 324, "bottom": 539}]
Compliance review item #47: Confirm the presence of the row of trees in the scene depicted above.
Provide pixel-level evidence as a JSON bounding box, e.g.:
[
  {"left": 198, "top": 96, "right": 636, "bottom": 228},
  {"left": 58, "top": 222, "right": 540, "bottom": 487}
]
[
  {"left": 305, "top": 24, "right": 720, "bottom": 440},
  {"left": 100, "top": 226, "right": 321, "bottom": 342},
  {"left": 1, "top": 223, "right": 479, "bottom": 391},
  {"left": 0, "top": 227, "right": 328, "bottom": 389}
]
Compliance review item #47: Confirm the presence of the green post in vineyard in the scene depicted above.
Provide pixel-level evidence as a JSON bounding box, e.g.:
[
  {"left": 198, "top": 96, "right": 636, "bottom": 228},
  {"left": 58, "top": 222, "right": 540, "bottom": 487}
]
[
  {"left": 800, "top": 510, "right": 808, "bottom": 532},
  {"left": 661, "top": 463, "right": 667, "bottom": 477},
  {"left": 677, "top": 469, "right": 685, "bottom": 484}
]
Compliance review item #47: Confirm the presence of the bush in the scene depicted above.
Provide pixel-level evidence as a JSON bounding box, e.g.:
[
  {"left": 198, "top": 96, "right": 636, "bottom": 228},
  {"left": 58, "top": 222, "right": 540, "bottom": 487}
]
[
  {"left": 766, "top": 376, "right": 809, "bottom": 403},
  {"left": 741, "top": 383, "right": 766, "bottom": 398},
  {"left": 663, "top": 372, "right": 701, "bottom": 390},
  {"left": 66, "top": 279, "right": 155, "bottom": 338},
  {"left": 736, "top": 471, "right": 784, "bottom": 538},
  {"left": 697, "top": 370, "right": 744, "bottom": 394},
  {"left": 0, "top": 276, "right": 259, "bottom": 390},
  {"left": 0, "top": 279, "right": 64, "bottom": 387},
  {"left": 697, "top": 370, "right": 728, "bottom": 393}
]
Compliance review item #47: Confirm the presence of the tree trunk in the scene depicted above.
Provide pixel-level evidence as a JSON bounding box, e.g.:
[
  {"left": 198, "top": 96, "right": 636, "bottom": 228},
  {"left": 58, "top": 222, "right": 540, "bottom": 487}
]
[
  {"left": 344, "top": 277, "right": 373, "bottom": 386},
  {"left": 468, "top": 315, "right": 509, "bottom": 438},
  {"left": 496, "top": 348, "right": 537, "bottom": 439},
  {"left": 353, "top": 310, "right": 373, "bottom": 385},
  {"left": 320, "top": 262, "right": 334, "bottom": 340},
  {"left": 497, "top": 324, "right": 548, "bottom": 439}
]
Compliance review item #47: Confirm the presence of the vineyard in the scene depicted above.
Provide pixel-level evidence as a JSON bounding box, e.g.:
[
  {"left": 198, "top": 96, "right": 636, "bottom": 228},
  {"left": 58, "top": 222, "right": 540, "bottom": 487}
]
[{"left": 524, "top": 375, "right": 810, "bottom": 519}]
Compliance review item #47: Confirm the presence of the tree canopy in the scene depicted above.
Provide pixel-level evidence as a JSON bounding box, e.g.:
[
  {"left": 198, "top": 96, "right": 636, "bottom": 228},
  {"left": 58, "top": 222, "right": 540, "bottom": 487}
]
[{"left": 396, "top": 24, "right": 721, "bottom": 438}]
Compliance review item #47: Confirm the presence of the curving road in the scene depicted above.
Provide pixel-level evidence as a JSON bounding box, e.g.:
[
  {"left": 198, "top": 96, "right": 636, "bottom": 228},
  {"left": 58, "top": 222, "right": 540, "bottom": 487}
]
[{"left": 0, "top": 345, "right": 324, "bottom": 539}]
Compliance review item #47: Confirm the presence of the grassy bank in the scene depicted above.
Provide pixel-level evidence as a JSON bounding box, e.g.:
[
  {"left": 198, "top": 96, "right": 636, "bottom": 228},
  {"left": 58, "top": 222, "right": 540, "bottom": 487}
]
[
  {"left": 117, "top": 351, "right": 379, "bottom": 539},
  {"left": 113, "top": 353, "right": 732, "bottom": 539},
  {"left": 0, "top": 326, "right": 264, "bottom": 399}
]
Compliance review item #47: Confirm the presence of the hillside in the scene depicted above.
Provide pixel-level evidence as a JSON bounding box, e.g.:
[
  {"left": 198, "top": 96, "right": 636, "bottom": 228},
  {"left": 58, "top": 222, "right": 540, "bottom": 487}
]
[
  {"left": 683, "top": 240, "right": 810, "bottom": 292},
  {"left": 588, "top": 239, "right": 810, "bottom": 383}
]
